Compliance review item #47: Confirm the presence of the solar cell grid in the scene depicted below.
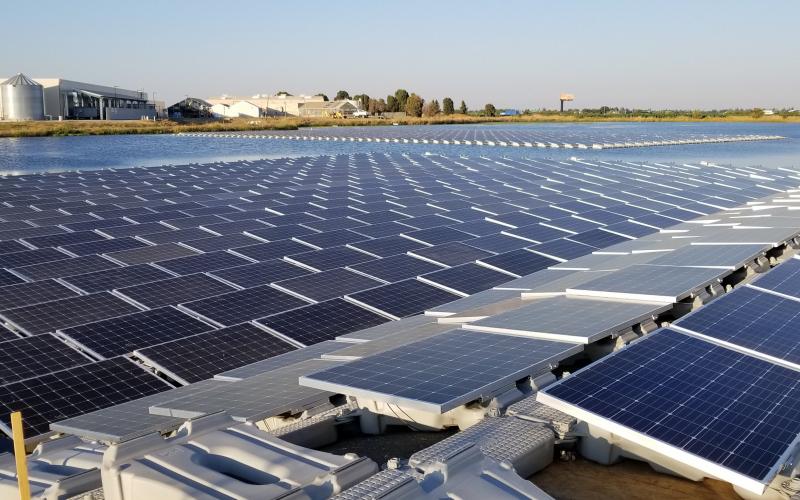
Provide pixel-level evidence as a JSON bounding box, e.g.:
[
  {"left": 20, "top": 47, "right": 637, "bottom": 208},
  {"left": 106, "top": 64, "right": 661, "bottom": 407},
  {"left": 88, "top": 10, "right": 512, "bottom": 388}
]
[
  {"left": 256, "top": 298, "right": 390, "bottom": 346},
  {"left": 60, "top": 236, "right": 149, "bottom": 256},
  {"left": 478, "top": 249, "right": 559, "bottom": 277},
  {"left": 61, "top": 264, "right": 172, "bottom": 294},
  {"left": 0, "top": 280, "right": 79, "bottom": 310},
  {"left": 180, "top": 284, "right": 309, "bottom": 326},
  {"left": 0, "top": 269, "right": 25, "bottom": 287},
  {"left": 0, "top": 248, "right": 71, "bottom": 268},
  {"left": 229, "top": 239, "right": 311, "bottom": 261},
  {"left": 0, "top": 357, "right": 171, "bottom": 438},
  {"left": 12, "top": 254, "right": 120, "bottom": 281},
  {"left": 0, "top": 334, "right": 90, "bottom": 385},
  {"left": 155, "top": 251, "right": 251, "bottom": 275},
  {"left": 135, "top": 323, "right": 297, "bottom": 384},
  {"left": 105, "top": 242, "right": 200, "bottom": 265},
  {"left": 286, "top": 246, "right": 374, "bottom": 272},
  {"left": 346, "top": 279, "right": 460, "bottom": 319},
  {"left": 419, "top": 263, "right": 513, "bottom": 296},
  {"left": 274, "top": 268, "right": 383, "bottom": 302},
  {"left": 115, "top": 274, "right": 236, "bottom": 309}
]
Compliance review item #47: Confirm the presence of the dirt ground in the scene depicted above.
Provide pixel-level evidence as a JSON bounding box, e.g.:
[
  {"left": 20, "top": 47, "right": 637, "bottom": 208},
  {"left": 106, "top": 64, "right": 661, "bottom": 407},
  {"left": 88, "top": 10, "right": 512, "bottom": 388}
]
[{"left": 532, "top": 456, "right": 740, "bottom": 500}]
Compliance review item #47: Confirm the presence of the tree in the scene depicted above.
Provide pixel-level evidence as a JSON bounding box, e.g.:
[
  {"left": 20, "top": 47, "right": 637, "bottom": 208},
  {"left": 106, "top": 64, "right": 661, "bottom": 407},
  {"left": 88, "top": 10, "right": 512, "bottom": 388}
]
[
  {"left": 368, "top": 98, "right": 386, "bottom": 115},
  {"left": 276, "top": 90, "right": 292, "bottom": 96},
  {"left": 386, "top": 95, "right": 398, "bottom": 112},
  {"left": 422, "top": 99, "right": 441, "bottom": 117},
  {"left": 334, "top": 90, "right": 350, "bottom": 101},
  {"left": 353, "top": 94, "right": 370, "bottom": 110},
  {"left": 484, "top": 103, "right": 497, "bottom": 117},
  {"left": 442, "top": 97, "right": 454, "bottom": 115},
  {"left": 459, "top": 100, "right": 468, "bottom": 114},
  {"left": 752, "top": 108, "right": 764, "bottom": 119},
  {"left": 394, "top": 89, "right": 409, "bottom": 111},
  {"left": 314, "top": 93, "right": 329, "bottom": 101},
  {"left": 405, "top": 93, "right": 424, "bottom": 117}
]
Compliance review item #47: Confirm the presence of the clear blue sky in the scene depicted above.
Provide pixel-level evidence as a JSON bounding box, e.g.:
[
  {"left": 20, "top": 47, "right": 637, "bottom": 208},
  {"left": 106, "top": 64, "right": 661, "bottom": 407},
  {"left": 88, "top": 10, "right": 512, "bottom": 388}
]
[{"left": 3, "top": 0, "right": 798, "bottom": 109}]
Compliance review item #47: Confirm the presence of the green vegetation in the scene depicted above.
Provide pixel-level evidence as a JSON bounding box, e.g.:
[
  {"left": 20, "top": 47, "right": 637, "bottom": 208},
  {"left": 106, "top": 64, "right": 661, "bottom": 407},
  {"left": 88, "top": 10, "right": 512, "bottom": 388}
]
[
  {"left": 459, "top": 100, "right": 468, "bottom": 114},
  {"left": 334, "top": 90, "right": 350, "bottom": 101},
  {"left": 405, "top": 93, "right": 424, "bottom": 117},
  {"left": 443, "top": 98, "right": 455, "bottom": 115},
  {"left": 484, "top": 103, "right": 497, "bottom": 117}
]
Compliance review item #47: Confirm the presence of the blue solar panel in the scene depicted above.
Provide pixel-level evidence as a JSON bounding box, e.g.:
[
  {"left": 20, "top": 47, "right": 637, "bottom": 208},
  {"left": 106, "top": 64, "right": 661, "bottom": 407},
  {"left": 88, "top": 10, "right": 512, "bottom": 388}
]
[
  {"left": 349, "top": 254, "right": 443, "bottom": 282},
  {"left": 568, "top": 228, "right": 633, "bottom": 249},
  {"left": 528, "top": 239, "right": 595, "bottom": 261},
  {"left": 541, "top": 328, "right": 800, "bottom": 488},
  {"left": 286, "top": 246, "right": 374, "bottom": 271},
  {"left": 478, "top": 249, "right": 559, "bottom": 277},
  {"left": 179, "top": 285, "right": 309, "bottom": 326},
  {"left": 419, "top": 263, "right": 513, "bottom": 295},
  {"left": 674, "top": 286, "right": 800, "bottom": 369},
  {"left": 749, "top": 258, "right": 800, "bottom": 300},
  {"left": 346, "top": 279, "right": 460, "bottom": 319},
  {"left": 502, "top": 223, "right": 571, "bottom": 244}
]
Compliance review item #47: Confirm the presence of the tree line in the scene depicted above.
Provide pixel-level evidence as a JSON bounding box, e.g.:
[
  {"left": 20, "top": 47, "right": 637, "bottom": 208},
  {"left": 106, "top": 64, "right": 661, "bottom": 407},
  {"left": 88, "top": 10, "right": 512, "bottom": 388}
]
[{"left": 315, "top": 89, "right": 499, "bottom": 117}]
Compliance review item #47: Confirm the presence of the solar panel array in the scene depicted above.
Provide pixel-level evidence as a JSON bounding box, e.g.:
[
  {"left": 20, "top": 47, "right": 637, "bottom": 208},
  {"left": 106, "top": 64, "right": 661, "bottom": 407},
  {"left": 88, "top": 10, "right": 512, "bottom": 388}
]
[
  {"left": 0, "top": 152, "right": 796, "bottom": 441},
  {"left": 181, "top": 124, "right": 783, "bottom": 150}
]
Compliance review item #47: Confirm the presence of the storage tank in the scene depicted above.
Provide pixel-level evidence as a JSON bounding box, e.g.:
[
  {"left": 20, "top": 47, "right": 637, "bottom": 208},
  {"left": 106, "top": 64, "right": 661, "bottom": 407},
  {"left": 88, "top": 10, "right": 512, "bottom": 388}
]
[{"left": 1, "top": 73, "right": 45, "bottom": 121}]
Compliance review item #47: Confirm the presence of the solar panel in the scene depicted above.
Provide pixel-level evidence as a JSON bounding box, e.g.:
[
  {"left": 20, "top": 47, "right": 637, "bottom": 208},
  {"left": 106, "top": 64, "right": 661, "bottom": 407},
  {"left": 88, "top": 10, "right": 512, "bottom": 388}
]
[
  {"left": 0, "top": 357, "right": 171, "bottom": 439},
  {"left": 154, "top": 251, "right": 251, "bottom": 275},
  {"left": 50, "top": 378, "right": 224, "bottom": 443},
  {"left": 12, "top": 255, "right": 121, "bottom": 281},
  {"left": 646, "top": 244, "right": 765, "bottom": 270},
  {"left": 0, "top": 280, "right": 78, "bottom": 310},
  {"left": 58, "top": 307, "right": 215, "bottom": 359},
  {"left": 134, "top": 323, "right": 297, "bottom": 385},
  {"left": 477, "top": 249, "right": 558, "bottom": 278},
  {"left": 463, "top": 234, "right": 531, "bottom": 253},
  {"left": 0, "top": 334, "right": 91, "bottom": 385},
  {"left": 601, "top": 221, "right": 660, "bottom": 239},
  {"left": 60, "top": 236, "right": 149, "bottom": 257},
  {"left": 408, "top": 242, "right": 494, "bottom": 266},
  {"left": 285, "top": 246, "right": 374, "bottom": 272},
  {"left": 179, "top": 284, "right": 308, "bottom": 327},
  {"left": 464, "top": 296, "right": 669, "bottom": 343},
  {"left": 215, "top": 341, "right": 350, "bottom": 381},
  {"left": 345, "top": 279, "right": 460, "bottom": 319},
  {"left": 748, "top": 257, "right": 800, "bottom": 299},
  {"left": 138, "top": 227, "right": 215, "bottom": 245},
  {"left": 105, "top": 243, "right": 200, "bottom": 265},
  {"left": 179, "top": 233, "right": 261, "bottom": 252},
  {"left": 418, "top": 263, "right": 513, "bottom": 296},
  {"left": 274, "top": 268, "right": 384, "bottom": 302},
  {"left": 149, "top": 359, "right": 342, "bottom": 422},
  {"left": 501, "top": 224, "right": 571, "bottom": 244},
  {"left": 60, "top": 264, "right": 173, "bottom": 294},
  {"left": 539, "top": 328, "right": 800, "bottom": 494},
  {"left": 294, "top": 229, "right": 368, "bottom": 249},
  {"left": 566, "top": 264, "right": 726, "bottom": 302},
  {"left": 23, "top": 231, "right": 107, "bottom": 249},
  {"left": 673, "top": 286, "right": 800, "bottom": 370},
  {"left": 401, "top": 227, "right": 471, "bottom": 246},
  {"left": 568, "top": 228, "right": 632, "bottom": 249},
  {"left": 229, "top": 239, "right": 311, "bottom": 261},
  {"left": 256, "top": 298, "right": 390, "bottom": 347},
  {"left": 0, "top": 292, "right": 141, "bottom": 335},
  {"left": 349, "top": 254, "right": 443, "bottom": 282},
  {"left": 115, "top": 274, "right": 236, "bottom": 309},
  {"left": 0, "top": 241, "right": 29, "bottom": 255},
  {"left": 0, "top": 269, "right": 26, "bottom": 287},
  {"left": 299, "top": 329, "right": 581, "bottom": 413},
  {"left": 347, "top": 235, "right": 427, "bottom": 258},
  {"left": 0, "top": 248, "right": 71, "bottom": 268},
  {"left": 528, "top": 239, "right": 595, "bottom": 261}
]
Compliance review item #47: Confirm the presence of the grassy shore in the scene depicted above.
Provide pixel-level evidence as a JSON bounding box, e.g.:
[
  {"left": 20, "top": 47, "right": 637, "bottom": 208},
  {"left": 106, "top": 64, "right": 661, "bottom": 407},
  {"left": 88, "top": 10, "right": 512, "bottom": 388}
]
[{"left": 1, "top": 113, "right": 798, "bottom": 138}]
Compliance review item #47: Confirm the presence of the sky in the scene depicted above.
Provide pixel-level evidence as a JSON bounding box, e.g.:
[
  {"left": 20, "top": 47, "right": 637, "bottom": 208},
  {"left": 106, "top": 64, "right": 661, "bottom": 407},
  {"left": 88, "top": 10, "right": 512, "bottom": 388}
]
[{"left": 3, "top": 0, "right": 799, "bottom": 110}]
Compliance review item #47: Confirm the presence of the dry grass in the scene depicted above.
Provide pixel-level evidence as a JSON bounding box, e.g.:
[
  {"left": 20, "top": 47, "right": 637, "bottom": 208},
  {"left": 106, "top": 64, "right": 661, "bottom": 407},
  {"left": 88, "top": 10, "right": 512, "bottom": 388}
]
[{"left": 1, "top": 113, "right": 797, "bottom": 138}]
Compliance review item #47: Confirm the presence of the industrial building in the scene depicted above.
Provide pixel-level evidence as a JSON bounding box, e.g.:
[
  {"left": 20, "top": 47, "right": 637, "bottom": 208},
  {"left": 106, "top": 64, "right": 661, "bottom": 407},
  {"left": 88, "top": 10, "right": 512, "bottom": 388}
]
[
  {"left": 167, "top": 97, "right": 213, "bottom": 119},
  {"left": 0, "top": 73, "right": 160, "bottom": 120},
  {"left": 207, "top": 94, "right": 338, "bottom": 118},
  {"left": 298, "top": 99, "right": 360, "bottom": 118}
]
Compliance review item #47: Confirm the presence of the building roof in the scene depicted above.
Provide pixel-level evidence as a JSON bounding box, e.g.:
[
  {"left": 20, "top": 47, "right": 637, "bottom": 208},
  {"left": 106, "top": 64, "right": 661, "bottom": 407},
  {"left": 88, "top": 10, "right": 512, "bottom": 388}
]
[{"left": 1, "top": 73, "right": 41, "bottom": 87}]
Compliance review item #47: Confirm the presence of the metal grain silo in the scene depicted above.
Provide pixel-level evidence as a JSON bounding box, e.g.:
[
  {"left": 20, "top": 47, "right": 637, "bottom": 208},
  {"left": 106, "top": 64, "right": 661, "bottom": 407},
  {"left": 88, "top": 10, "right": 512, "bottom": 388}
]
[{"left": 1, "top": 73, "right": 45, "bottom": 121}]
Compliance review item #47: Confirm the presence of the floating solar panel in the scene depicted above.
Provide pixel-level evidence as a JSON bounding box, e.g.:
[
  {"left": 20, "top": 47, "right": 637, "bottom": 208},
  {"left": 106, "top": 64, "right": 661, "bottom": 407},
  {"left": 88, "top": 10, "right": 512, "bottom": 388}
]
[
  {"left": 294, "top": 229, "right": 368, "bottom": 249},
  {"left": 345, "top": 279, "right": 460, "bottom": 319},
  {"left": 464, "top": 296, "right": 669, "bottom": 343},
  {"left": 568, "top": 228, "right": 632, "bottom": 249},
  {"left": 300, "top": 329, "right": 581, "bottom": 413},
  {"left": 97, "top": 221, "right": 170, "bottom": 238},
  {"left": 748, "top": 257, "right": 800, "bottom": 300},
  {"left": 150, "top": 359, "right": 342, "bottom": 422},
  {"left": 50, "top": 379, "right": 226, "bottom": 443},
  {"left": 502, "top": 224, "right": 571, "bottom": 244},
  {"left": 23, "top": 231, "right": 106, "bottom": 249},
  {"left": 347, "top": 235, "right": 427, "bottom": 258},
  {"left": 0, "top": 280, "right": 78, "bottom": 310},
  {"left": 538, "top": 328, "right": 800, "bottom": 495},
  {"left": 0, "top": 292, "right": 141, "bottom": 335},
  {"left": 0, "top": 240, "right": 29, "bottom": 255},
  {"left": 256, "top": 298, "right": 390, "bottom": 347},
  {"left": 154, "top": 251, "right": 251, "bottom": 275},
  {"left": 418, "top": 263, "right": 513, "bottom": 296},
  {"left": 58, "top": 307, "right": 215, "bottom": 359},
  {"left": 673, "top": 286, "right": 800, "bottom": 370},
  {"left": 528, "top": 239, "right": 595, "bottom": 261},
  {"left": 138, "top": 227, "right": 214, "bottom": 245},
  {"left": 215, "top": 341, "right": 350, "bottom": 381},
  {"left": 179, "top": 233, "right": 261, "bottom": 252},
  {"left": 274, "top": 268, "right": 384, "bottom": 302},
  {"left": 647, "top": 244, "right": 765, "bottom": 270},
  {"left": 349, "top": 254, "right": 443, "bottom": 283},
  {"left": 115, "top": 274, "right": 236, "bottom": 309},
  {"left": 477, "top": 249, "right": 558, "bottom": 278},
  {"left": 0, "top": 269, "right": 25, "bottom": 287},
  {"left": 60, "top": 264, "right": 172, "bottom": 294},
  {"left": 12, "top": 254, "right": 120, "bottom": 281},
  {"left": 285, "top": 246, "right": 374, "bottom": 272},
  {"left": 0, "top": 334, "right": 91, "bottom": 385},
  {"left": 0, "top": 357, "right": 171, "bottom": 439},
  {"left": 463, "top": 234, "right": 531, "bottom": 253},
  {"left": 566, "top": 264, "right": 726, "bottom": 302},
  {"left": 693, "top": 226, "right": 799, "bottom": 247},
  {"left": 0, "top": 248, "right": 71, "bottom": 268},
  {"left": 60, "top": 236, "right": 149, "bottom": 257},
  {"left": 602, "top": 221, "right": 660, "bottom": 239},
  {"left": 134, "top": 324, "right": 296, "bottom": 385},
  {"left": 229, "top": 239, "right": 311, "bottom": 261},
  {"left": 105, "top": 242, "right": 199, "bottom": 265},
  {"left": 401, "top": 227, "right": 471, "bottom": 246},
  {"left": 408, "top": 242, "right": 494, "bottom": 266},
  {"left": 179, "top": 284, "right": 308, "bottom": 327}
]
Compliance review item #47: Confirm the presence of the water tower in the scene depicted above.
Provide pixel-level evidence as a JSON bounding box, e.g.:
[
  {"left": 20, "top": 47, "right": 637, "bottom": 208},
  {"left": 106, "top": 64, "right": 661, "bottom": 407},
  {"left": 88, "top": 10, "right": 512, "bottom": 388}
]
[
  {"left": 559, "top": 93, "right": 574, "bottom": 112},
  {"left": 1, "top": 73, "right": 45, "bottom": 121}
]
